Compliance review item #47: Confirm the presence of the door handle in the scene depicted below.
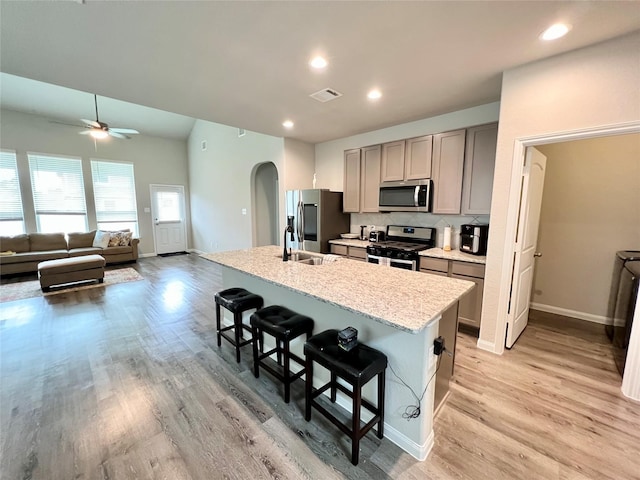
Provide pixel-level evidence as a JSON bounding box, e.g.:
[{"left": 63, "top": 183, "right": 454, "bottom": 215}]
[{"left": 534, "top": 252, "right": 542, "bottom": 257}]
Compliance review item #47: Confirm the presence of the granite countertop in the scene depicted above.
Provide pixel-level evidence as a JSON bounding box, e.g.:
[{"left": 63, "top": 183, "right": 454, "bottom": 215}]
[
  {"left": 202, "top": 245, "right": 474, "bottom": 334},
  {"left": 419, "top": 248, "right": 487, "bottom": 264},
  {"left": 329, "top": 238, "right": 486, "bottom": 264},
  {"left": 328, "top": 238, "right": 370, "bottom": 248}
]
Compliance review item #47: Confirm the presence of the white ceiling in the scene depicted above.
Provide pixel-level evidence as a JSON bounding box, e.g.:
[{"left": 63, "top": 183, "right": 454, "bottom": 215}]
[{"left": 1, "top": 1, "right": 639, "bottom": 144}]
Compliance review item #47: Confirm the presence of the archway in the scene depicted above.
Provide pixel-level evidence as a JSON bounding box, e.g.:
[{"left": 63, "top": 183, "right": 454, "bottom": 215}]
[{"left": 252, "top": 162, "right": 279, "bottom": 247}]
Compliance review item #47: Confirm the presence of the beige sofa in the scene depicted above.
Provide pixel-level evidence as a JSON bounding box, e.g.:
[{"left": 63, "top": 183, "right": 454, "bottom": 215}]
[{"left": 0, "top": 231, "right": 139, "bottom": 275}]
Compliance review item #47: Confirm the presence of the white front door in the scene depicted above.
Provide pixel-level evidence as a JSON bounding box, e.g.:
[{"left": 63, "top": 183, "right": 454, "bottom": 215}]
[
  {"left": 505, "top": 147, "right": 547, "bottom": 348},
  {"left": 150, "top": 184, "right": 187, "bottom": 255}
]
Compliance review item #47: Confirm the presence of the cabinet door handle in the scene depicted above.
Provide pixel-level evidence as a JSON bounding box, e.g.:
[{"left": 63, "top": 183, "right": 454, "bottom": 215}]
[{"left": 534, "top": 252, "right": 542, "bottom": 258}]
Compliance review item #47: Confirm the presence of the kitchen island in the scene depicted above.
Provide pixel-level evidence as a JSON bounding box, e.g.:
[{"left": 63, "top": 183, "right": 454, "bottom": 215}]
[{"left": 202, "top": 245, "right": 474, "bottom": 460}]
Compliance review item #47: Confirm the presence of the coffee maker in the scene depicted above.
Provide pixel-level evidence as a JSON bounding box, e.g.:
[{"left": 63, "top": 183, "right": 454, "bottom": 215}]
[{"left": 460, "top": 224, "right": 489, "bottom": 256}]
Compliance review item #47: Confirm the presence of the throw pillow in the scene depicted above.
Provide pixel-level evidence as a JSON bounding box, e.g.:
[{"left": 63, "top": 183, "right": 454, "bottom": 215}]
[
  {"left": 93, "top": 230, "right": 110, "bottom": 249},
  {"left": 118, "top": 231, "right": 133, "bottom": 246},
  {"left": 108, "top": 232, "right": 122, "bottom": 247}
]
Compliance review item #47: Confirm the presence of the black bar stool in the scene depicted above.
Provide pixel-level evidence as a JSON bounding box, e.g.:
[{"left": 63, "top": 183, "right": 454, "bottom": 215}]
[
  {"left": 304, "top": 329, "right": 387, "bottom": 465},
  {"left": 250, "top": 305, "right": 314, "bottom": 403},
  {"left": 214, "top": 288, "right": 264, "bottom": 363}
]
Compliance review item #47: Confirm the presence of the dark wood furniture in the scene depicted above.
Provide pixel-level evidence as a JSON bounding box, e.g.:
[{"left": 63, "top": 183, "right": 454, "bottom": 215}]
[
  {"left": 304, "top": 329, "right": 387, "bottom": 465},
  {"left": 214, "top": 287, "right": 263, "bottom": 362},
  {"left": 250, "top": 305, "right": 314, "bottom": 403}
]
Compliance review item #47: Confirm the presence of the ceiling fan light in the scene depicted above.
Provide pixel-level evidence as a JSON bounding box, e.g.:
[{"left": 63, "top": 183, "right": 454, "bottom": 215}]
[{"left": 89, "top": 129, "right": 109, "bottom": 139}]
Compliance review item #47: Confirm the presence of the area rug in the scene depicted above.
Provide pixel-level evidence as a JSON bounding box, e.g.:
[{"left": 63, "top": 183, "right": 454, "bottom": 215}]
[{"left": 0, "top": 268, "right": 144, "bottom": 303}]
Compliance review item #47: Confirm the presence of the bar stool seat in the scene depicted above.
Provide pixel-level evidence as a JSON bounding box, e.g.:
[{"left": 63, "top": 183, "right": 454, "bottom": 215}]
[
  {"left": 251, "top": 305, "right": 314, "bottom": 403},
  {"left": 304, "top": 329, "right": 387, "bottom": 465},
  {"left": 215, "top": 288, "right": 264, "bottom": 363}
]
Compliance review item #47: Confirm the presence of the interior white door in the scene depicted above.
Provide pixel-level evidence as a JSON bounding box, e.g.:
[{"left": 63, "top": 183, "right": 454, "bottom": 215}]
[
  {"left": 505, "top": 147, "right": 547, "bottom": 348},
  {"left": 150, "top": 184, "right": 187, "bottom": 255}
]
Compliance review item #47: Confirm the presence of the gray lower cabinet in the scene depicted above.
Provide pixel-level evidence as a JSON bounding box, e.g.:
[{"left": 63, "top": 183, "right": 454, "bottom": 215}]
[
  {"left": 461, "top": 123, "right": 498, "bottom": 215},
  {"left": 343, "top": 146, "right": 381, "bottom": 213},
  {"left": 431, "top": 130, "right": 466, "bottom": 214},
  {"left": 419, "top": 257, "right": 485, "bottom": 330},
  {"left": 330, "top": 244, "right": 367, "bottom": 262}
]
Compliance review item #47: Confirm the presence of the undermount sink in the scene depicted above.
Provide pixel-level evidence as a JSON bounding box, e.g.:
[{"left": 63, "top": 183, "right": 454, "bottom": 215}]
[
  {"left": 295, "top": 257, "right": 323, "bottom": 265},
  {"left": 276, "top": 251, "right": 326, "bottom": 264}
]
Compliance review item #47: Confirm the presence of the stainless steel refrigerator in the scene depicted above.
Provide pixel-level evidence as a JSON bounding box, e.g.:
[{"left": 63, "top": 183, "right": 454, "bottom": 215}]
[{"left": 285, "top": 189, "right": 350, "bottom": 253}]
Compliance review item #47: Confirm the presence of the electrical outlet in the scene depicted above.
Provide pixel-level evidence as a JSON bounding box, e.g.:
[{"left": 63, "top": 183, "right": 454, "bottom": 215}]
[{"left": 241, "top": 208, "right": 247, "bottom": 215}]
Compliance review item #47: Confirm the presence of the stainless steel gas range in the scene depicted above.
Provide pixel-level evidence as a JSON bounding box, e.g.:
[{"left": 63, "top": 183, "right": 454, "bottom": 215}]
[{"left": 366, "top": 225, "right": 436, "bottom": 270}]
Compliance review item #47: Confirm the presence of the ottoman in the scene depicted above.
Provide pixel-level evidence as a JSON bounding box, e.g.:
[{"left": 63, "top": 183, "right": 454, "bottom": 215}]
[{"left": 38, "top": 255, "right": 106, "bottom": 292}]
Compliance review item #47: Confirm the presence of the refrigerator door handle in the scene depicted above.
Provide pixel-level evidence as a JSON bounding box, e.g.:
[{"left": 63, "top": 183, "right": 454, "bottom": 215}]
[{"left": 297, "top": 196, "right": 303, "bottom": 243}]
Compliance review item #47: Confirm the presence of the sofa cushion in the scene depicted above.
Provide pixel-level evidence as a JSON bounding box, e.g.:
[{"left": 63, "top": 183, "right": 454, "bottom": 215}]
[
  {"left": 68, "top": 230, "right": 97, "bottom": 249},
  {"left": 100, "top": 246, "right": 133, "bottom": 255},
  {"left": 30, "top": 233, "right": 67, "bottom": 251},
  {"left": 69, "top": 247, "right": 103, "bottom": 257},
  {"left": 93, "top": 230, "right": 111, "bottom": 249},
  {"left": 0, "top": 250, "right": 69, "bottom": 264},
  {"left": 0, "top": 234, "right": 30, "bottom": 253}
]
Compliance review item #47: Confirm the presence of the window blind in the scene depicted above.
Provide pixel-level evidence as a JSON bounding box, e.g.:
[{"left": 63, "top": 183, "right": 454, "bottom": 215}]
[
  {"left": 0, "top": 150, "right": 24, "bottom": 222},
  {"left": 91, "top": 159, "right": 138, "bottom": 225},
  {"left": 28, "top": 153, "right": 87, "bottom": 214}
]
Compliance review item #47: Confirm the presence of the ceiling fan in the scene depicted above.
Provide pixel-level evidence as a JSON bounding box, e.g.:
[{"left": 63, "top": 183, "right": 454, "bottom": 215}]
[{"left": 77, "top": 94, "right": 140, "bottom": 139}]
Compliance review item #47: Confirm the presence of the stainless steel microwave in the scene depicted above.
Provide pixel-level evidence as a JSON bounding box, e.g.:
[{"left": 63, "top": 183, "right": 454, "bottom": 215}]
[{"left": 378, "top": 179, "right": 432, "bottom": 212}]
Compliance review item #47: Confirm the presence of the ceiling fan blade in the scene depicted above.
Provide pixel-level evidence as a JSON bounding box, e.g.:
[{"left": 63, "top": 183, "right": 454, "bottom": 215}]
[
  {"left": 81, "top": 118, "right": 101, "bottom": 128},
  {"left": 108, "top": 131, "right": 130, "bottom": 139},
  {"left": 109, "top": 128, "right": 139, "bottom": 135},
  {"left": 78, "top": 130, "right": 93, "bottom": 135},
  {"left": 49, "top": 120, "right": 86, "bottom": 128}
]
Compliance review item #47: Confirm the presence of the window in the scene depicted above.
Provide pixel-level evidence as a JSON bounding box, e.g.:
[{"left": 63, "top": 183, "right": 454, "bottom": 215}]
[
  {"left": 28, "top": 153, "right": 88, "bottom": 233},
  {"left": 91, "top": 160, "right": 138, "bottom": 236},
  {"left": 0, "top": 150, "right": 25, "bottom": 235}
]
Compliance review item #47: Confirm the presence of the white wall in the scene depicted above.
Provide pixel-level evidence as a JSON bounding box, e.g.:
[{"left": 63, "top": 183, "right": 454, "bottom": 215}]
[
  {"left": 187, "top": 120, "right": 285, "bottom": 253},
  {"left": 482, "top": 31, "right": 640, "bottom": 353},
  {"left": 0, "top": 108, "right": 189, "bottom": 255},
  {"left": 533, "top": 135, "right": 640, "bottom": 322}
]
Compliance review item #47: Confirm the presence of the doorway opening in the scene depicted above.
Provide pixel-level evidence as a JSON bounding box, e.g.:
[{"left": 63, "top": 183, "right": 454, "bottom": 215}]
[
  {"left": 251, "top": 162, "right": 279, "bottom": 247},
  {"left": 493, "top": 123, "right": 640, "bottom": 353}
]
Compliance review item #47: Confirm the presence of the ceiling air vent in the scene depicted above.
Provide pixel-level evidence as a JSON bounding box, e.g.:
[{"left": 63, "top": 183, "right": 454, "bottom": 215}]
[{"left": 310, "top": 88, "right": 343, "bottom": 103}]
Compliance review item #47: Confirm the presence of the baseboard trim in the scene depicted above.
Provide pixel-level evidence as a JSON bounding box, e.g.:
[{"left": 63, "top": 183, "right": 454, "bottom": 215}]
[
  {"left": 529, "top": 302, "right": 607, "bottom": 325},
  {"left": 477, "top": 338, "right": 498, "bottom": 353},
  {"left": 139, "top": 252, "right": 156, "bottom": 258}
]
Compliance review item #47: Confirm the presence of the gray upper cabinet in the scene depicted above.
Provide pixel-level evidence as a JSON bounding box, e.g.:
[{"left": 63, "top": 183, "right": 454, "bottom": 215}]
[
  {"left": 405, "top": 135, "right": 433, "bottom": 180},
  {"left": 380, "top": 141, "right": 405, "bottom": 182},
  {"left": 343, "top": 146, "right": 381, "bottom": 213},
  {"left": 432, "top": 129, "right": 466, "bottom": 214},
  {"left": 343, "top": 149, "right": 361, "bottom": 212},
  {"left": 461, "top": 123, "right": 498, "bottom": 215},
  {"left": 381, "top": 136, "right": 432, "bottom": 182}
]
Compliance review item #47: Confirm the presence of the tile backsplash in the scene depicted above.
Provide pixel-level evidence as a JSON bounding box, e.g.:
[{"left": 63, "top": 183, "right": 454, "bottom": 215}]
[{"left": 350, "top": 212, "right": 490, "bottom": 249}]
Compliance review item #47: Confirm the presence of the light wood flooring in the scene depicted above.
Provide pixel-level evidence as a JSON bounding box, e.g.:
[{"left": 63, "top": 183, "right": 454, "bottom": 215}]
[{"left": 1, "top": 254, "right": 638, "bottom": 479}]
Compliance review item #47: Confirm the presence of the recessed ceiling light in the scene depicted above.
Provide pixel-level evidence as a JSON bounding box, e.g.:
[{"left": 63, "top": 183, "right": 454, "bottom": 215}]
[
  {"left": 540, "top": 23, "right": 570, "bottom": 41},
  {"left": 309, "top": 56, "right": 328, "bottom": 69},
  {"left": 282, "top": 120, "right": 294, "bottom": 129},
  {"left": 367, "top": 89, "right": 382, "bottom": 100}
]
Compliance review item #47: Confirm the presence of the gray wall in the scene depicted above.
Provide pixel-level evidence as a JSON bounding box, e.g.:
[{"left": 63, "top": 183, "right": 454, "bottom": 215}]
[
  {"left": 0, "top": 109, "right": 189, "bottom": 255},
  {"left": 187, "top": 120, "right": 285, "bottom": 253},
  {"left": 532, "top": 134, "right": 640, "bottom": 321}
]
